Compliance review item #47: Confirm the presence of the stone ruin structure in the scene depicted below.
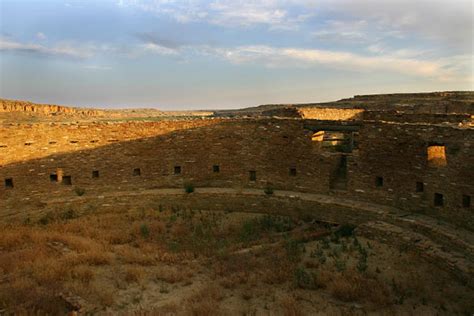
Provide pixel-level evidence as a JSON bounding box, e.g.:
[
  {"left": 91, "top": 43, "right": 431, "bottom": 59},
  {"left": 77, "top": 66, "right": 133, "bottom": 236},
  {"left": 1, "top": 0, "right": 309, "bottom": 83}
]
[
  {"left": 0, "top": 92, "right": 473, "bottom": 230},
  {"left": 1, "top": 91, "right": 473, "bottom": 282}
]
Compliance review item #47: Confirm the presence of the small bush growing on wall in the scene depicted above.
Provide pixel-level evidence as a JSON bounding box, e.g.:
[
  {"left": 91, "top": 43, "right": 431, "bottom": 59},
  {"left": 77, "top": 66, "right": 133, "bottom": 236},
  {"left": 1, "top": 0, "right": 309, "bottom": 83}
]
[
  {"left": 74, "top": 187, "right": 86, "bottom": 196},
  {"left": 264, "top": 186, "right": 274, "bottom": 195},
  {"left": 184, "top": 183, "right": 195, "bottom": 194}
]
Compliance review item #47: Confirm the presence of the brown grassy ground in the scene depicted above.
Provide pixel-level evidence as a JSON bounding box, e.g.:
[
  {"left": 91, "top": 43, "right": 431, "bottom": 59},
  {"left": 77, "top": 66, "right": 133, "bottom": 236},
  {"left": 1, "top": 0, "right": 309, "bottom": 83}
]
[{"left": 0, "top": 204, "right": 472, "bottom": 315}]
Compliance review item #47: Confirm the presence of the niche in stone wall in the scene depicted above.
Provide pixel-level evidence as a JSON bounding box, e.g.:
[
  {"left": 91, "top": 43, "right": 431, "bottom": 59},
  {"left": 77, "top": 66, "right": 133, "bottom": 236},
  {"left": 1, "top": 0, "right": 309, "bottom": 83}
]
[
  {"left": 213, "top": 165, "right": 220, "bottom": 173},
  {"left": 416, "top": 181, "right": 424, "bottom": 192},
  {"left": 289, "top": 168, "right": 297, "bottom": 176},
  {"left": 427, "top": 144, "right": 447, "bottom": 167},
  {"left": 249, "top": 170, "right": 257, "bottom": 181},
  {"left": 174, "top": 166, "right": 182, "bottom": 175},
  {"left": 463, "top": 195, "right": 471, "bottom": 208},
  {"left": 50, "top": 174, "right": 58, "bottom": 182},
  {"left": 434, "top": 193, "right": 444, "bottom": 207},
  {"left": 5, "top": 178, "right": 13, "bottom": 188},
  {"left": 133, "top": 168, "right": 141, "bottom": 176},
  {"left": 92, "top": 170, "right": 100, "bottom": 178},
  {"left": 375, "top": 176, "right": 384, "bottom": 187},
  {"left": 62, "top": 176, "right": 72, "bottom": 185}
]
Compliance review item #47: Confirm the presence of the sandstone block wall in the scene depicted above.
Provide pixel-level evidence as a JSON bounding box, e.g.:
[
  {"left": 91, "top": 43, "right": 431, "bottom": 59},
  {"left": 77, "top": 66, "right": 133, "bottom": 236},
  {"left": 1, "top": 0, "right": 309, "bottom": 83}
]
[
  {"left": 0, "top": 116, "right": 472, "bottom": 229},
  {"left": 297, "top": 107, "right": 364, "bottom": 120},
  {"left": 350, "top": 121, "right": 474, "bottom": 228}
]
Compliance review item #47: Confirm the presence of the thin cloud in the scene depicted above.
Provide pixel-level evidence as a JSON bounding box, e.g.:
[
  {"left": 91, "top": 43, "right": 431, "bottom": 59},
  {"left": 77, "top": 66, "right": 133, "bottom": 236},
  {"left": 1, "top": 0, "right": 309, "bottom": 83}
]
[
  {"left": 0, "top": 37, "right": 96, "bottom": 59},
  {"left": 211, "top": 45, "right": 470, "bottom": 81},
  {"left": 142, "top": 42, "right": 180, "bottom": 55},
  {"left": 136, "top": 32, "right": 184, "bottom": 50},
  {"left": 117, "top": 0, "right": 317, "bottom": 29},
  {"left": 83, "top": 65, "right": 112, "bottom": 70},
  {"left": 36, "top": 32, "right": 47, "bottom": 40}
]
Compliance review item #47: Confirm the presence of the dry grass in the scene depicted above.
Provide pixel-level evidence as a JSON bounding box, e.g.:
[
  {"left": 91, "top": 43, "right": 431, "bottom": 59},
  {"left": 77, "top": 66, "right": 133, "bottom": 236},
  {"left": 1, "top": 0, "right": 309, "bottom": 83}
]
[
  {"left": 185, "top": 285, "right": 223, "bottom": 315},
  {"left": 155, "top": 266, "right": 193, "bottom": 284},
  {"left": 280, "top": 295, "right": 304, "bottom": 316},
  {"left": 0, "top": 207, "right": 470, "bottom": 314},
  {"left": 329, "top": 271, "right": 392, "bottom": 305},
  {"left": 124, "top": 267, "right": 145, "bottom": 283}
]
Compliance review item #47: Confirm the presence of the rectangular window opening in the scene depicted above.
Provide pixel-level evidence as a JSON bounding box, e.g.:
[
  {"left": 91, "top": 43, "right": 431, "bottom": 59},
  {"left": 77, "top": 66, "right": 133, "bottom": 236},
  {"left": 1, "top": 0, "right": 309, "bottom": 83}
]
[
  {"left": 92, "top": 170, "right": 99, "bottom": 178},
  {"left": 375, "top": 176, "right": 384, "bottom": 187},
  {"left": 62, "top": 176, "right": 72, "bottom": 185},
  {"left": 174, "top": 166, "right": 181, "bottom": 175},
  {"left": 5, "top": 178, "right": 13, "bottom": 188},
  {"left": 416, "top": 181, "right": 424, "bottom": 193},
  {"left": 133, "top": 168, "right": 141, "bottom": 176},
  {"left": 427, "top": 145, "right": 447, "bottom": 167},
  {"left": 50, "top": 174, "right": 58, "bottom": 182},
  {"left": 289, "top": 168, "right": 297, "bottom": 176},
  {"left": 249, "top": 170, "right": 257, "bottom": 181},
  {"left": 434, "top": 193, "right": 444, "bottom": 207},
  {"left": 213, "top": 165, "right": 220, "bottom": 173},
  {"left": 462, "top": 195, "right": 471, "bottom": 208}
]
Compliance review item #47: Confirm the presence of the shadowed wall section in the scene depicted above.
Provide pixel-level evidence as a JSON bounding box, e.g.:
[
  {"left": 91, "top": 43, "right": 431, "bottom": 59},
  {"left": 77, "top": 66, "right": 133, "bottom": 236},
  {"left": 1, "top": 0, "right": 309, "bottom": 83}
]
[{"left": 0, "top": 117, "right": 473, "bottom": 229}]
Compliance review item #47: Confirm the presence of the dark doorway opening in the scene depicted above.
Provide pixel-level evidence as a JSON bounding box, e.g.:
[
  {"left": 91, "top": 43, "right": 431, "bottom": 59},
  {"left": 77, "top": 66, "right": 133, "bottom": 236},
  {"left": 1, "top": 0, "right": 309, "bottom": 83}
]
[
  {"left": 5, "top": 178, "right": 13, "bottom": 188},
  {"left": 249, "top": 170, "right": 257, "bottom": 181},
  {"left": 462, "top": 195, "right": 471, "bottom": 208},
  {"left": 434, "top": 193, "right": 444, "bottom": 207},
  {"left": 416, "top": 182, "right": 424, "bottom": 192},
  {"left": 289, "top": 168, "right": 297, "bottom": 176},
  {"left": 50, "top": 174, "right": 58, "bottom": 182}
]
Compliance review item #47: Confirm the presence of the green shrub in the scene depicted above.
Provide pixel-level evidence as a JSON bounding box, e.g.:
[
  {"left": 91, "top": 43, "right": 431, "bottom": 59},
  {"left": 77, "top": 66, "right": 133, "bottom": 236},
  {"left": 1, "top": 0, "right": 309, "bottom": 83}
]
[
  {"left": 184, "top": 183, "right": 195, "bottom": 194},
  {"left": 60, "top": 209, "right": 76, "bottom": 220},
  {"left": 264, "top": 186, "right": 274, "bottom": 195},
  {"left": 335, "top": 258, "right": 346, "bottom": 272},
  {"left": 239, "top": 220, "right": 259, "bottom": 243},
  {"left": 140, "top": 223, "right": 150, "bottom": 239},
  {"left": 74, "top": 187, "right": 86, "bottom": 196},
  {"left": 294, "top": 267, "right": 315, "bottom": 289},
  {"left": 322, "top": 237, "right": 331, "bottom": 249},
  {"left": 285, "top": 238, "right": 302, "bottom": 262},
  {"left": 38, "top": 215, "right": 51, "bottom": 225},
  {"left": 336, "top": 224, "right": 356, "bottom": 237},
  {"left": 357, "top": 255, "right": 368, "bottom": 272},
  {"left": 319, "top": 254, "right": 327, "bottom": 264}
]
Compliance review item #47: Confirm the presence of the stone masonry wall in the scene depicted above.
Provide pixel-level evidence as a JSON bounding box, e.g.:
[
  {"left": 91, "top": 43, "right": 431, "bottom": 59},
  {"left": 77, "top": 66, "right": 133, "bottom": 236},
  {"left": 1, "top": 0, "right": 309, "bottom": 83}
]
[
  {"left": 297, "top": 107, "right": 364, "bottom": 120},
  {"left": 350, "top": 121, "right": 474, "bottom": 228},
  {"left": 0, "top": 118, "right": 339, "bottom": 199},
  {"left": 0, "top": 117, "right": 472, "bottom": 229}
]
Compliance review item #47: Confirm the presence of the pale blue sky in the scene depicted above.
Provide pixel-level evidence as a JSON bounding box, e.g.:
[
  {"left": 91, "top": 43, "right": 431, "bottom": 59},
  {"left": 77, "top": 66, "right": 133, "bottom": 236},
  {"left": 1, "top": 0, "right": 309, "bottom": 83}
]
[{"left": 0, "top": 0, "right": 472, "bottom": 109}]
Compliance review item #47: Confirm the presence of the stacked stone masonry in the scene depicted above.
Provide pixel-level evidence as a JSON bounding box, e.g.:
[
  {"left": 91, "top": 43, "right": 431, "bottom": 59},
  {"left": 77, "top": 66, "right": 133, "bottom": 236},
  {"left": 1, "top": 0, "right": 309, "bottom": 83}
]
[{"left": 0, "top": 109, "right": 473, "bottom": 230}]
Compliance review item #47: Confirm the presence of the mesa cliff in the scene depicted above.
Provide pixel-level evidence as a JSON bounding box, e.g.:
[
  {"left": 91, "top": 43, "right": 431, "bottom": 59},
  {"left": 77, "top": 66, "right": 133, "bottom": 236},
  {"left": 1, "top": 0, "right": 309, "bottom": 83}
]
[{"left": 0, "top": 98, "right": 104, "bottom": 116}]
